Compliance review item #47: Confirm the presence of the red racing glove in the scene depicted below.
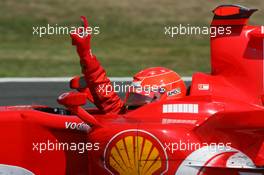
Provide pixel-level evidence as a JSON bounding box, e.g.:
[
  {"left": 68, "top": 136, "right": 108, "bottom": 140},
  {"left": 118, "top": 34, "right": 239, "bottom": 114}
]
[{"left": 70, "top": 17, "right": 124, "bottom": 114}]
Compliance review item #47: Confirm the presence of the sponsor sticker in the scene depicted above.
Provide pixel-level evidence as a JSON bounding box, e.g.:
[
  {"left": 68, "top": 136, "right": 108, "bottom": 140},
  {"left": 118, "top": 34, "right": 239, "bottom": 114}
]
[
  {"left": 104, "top": 130, "right": 168, "bottom": 175},
  {"left": 163, "top": 104, "right": 199, "bottom": 114},
  {"left": 162, "top": 118, "right": 197, "bottom": 124},
  {"left": 167, "top": 88, "right": 181, "bottom": 96},
  {"left": 198, "top": 84, "right": 210, "bottom": 90}
]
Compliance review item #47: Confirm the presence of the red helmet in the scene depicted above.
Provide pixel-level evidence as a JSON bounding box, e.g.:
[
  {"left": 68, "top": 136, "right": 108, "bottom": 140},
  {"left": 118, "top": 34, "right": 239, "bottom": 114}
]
[{"left": 125, "top": 67, "right": 186, "bottom": 107}]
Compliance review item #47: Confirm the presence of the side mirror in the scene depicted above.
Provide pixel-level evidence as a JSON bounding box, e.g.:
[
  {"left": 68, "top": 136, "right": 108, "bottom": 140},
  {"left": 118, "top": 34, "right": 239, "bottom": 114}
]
[
  {"left": 57, "top": 91, "right": 101, "bottom": 127},
  {"left": 70, "top": 76, "right": 87, "bottom": 90},
  {"left": 57, "top": 91, "right": 86, "bottom": 107}
]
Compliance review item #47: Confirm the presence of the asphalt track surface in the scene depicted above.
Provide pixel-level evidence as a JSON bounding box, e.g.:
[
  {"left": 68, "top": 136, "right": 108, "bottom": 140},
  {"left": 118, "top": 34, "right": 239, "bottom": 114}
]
[{"left": 0, "top": 80, "right": 191, "bottom": 107}]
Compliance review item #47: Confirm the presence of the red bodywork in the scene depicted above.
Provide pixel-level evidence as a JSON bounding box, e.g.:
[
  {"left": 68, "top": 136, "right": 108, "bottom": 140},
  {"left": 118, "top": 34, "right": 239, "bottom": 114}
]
[{"left": 0, "top": 4, "right": 264, "bottom": 175}]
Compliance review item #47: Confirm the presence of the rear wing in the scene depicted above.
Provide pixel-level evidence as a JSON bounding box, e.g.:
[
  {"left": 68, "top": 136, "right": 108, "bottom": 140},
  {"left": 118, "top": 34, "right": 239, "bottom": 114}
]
[
  {"left": 212, "top": 5, "right": 257, "bottom": 26},
  {"left": 210, "top": 5, "right": 264, "bottom": 105}
]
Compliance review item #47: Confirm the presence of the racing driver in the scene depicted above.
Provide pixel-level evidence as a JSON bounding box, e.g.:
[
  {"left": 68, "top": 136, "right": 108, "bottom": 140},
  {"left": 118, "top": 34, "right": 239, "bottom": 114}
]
[{"left": 70, "top": 16, "right": 186, "bottom": 114}]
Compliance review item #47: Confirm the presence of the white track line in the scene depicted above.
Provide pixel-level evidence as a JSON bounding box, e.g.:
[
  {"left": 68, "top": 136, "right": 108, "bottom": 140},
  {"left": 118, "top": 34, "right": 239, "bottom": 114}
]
[{"left": 0, "top": 77, "right": 192, "bottom": 83}]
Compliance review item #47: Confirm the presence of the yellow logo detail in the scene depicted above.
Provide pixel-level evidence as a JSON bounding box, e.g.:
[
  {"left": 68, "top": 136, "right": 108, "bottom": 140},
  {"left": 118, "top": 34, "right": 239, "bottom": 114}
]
[{"left": 104, "top": 130, "right": 168, "bottom": 175}]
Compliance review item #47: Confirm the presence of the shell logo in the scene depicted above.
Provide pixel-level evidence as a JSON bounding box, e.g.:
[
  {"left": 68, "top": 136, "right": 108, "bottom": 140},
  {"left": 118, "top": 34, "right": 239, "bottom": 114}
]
[{"left": 104, "top": 129, "right": 168, "bottom": 175}]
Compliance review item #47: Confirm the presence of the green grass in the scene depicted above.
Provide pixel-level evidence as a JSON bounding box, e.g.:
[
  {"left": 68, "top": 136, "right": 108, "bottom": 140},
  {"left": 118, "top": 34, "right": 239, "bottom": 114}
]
[{"left": 0, "top": 0, "right": 263, "bottom": 77}]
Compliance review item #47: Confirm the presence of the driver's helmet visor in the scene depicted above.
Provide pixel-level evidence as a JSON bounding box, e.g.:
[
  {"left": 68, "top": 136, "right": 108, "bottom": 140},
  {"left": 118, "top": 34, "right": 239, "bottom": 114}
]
[{"left": 125, "top": 92, "right": 160, "bottom": 107}]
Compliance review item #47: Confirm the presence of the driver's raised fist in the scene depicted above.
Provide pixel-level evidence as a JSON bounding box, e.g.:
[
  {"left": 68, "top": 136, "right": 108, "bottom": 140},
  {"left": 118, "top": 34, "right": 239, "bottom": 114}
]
[{"left": 70, "top": 16, "right": 92, "bottom": 59}]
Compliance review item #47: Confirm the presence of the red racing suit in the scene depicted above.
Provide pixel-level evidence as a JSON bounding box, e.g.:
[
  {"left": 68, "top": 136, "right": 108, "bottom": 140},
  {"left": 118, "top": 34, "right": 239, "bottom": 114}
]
[{"left": 70, "top": 17, "right": 124, "bottom": 114}]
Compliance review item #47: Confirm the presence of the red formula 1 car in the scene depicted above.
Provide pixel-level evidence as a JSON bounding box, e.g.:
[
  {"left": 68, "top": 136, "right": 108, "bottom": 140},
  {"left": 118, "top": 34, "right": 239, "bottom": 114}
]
[{"left": 0, "top": 4, "right": 264, "bottom": 175}]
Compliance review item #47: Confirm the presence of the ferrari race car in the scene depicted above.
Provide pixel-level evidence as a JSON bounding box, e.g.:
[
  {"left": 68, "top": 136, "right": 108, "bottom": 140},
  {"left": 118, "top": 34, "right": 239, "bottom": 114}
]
[{"left": 0, "top": 4, "right": 264, "bottom": 175}]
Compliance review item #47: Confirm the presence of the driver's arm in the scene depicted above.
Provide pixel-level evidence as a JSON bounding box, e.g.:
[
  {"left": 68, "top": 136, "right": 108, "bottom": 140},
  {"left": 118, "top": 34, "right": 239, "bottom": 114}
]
[{"left": 70, "top": 17, "right": 124, "bottom": 114}]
